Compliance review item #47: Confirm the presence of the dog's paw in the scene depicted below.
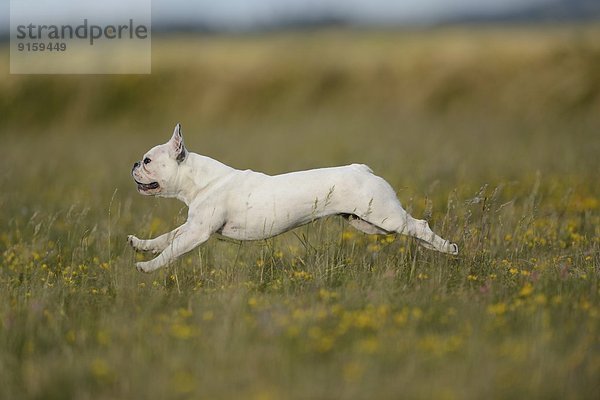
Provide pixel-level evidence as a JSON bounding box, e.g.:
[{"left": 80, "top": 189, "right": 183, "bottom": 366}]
[
  {"left": 128, "top": 235, "right": 144, "bottom": 251},
  {"left": 449, "top": 243, "right": 459, "bottom": 256},
  {"left": 127, "top": 234, "right": 138, "bottom": 246},
  {"left": 135, "top": 261, "right": 152, "bottom": 273}
]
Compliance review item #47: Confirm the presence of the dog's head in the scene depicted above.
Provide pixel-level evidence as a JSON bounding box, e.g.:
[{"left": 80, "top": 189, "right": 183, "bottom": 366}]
[{"left": 131, "top": 123, "right": 188, "bottom": 197}]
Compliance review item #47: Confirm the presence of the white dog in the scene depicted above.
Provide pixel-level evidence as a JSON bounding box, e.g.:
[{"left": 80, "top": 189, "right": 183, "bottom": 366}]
[{"left": 128, "top": 124, "right": 458, "bottom": 272}]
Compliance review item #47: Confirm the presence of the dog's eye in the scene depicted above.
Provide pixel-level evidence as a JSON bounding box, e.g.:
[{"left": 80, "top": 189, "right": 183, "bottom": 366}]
[{"left": 143, "top": 157, "right": 151, "bottom": 165}]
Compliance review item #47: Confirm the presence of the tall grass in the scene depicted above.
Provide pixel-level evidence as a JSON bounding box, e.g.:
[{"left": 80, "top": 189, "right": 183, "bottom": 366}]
[{"left": 0, "top": 26, "right": 599, "bottom": 399}]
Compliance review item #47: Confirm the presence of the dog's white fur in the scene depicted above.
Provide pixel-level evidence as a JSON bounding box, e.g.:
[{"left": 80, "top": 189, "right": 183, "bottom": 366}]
[{"left": 129, "top": 124, "right": 458, "bottom": 272}]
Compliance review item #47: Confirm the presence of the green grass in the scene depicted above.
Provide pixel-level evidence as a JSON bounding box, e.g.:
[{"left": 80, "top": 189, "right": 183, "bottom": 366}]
[{"left": 0, "top": 26, "right": 599, "bottom": 399}]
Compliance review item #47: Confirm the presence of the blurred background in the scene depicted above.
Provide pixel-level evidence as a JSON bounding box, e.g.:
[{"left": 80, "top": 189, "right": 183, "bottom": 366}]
[{"left": 0, "top": 0, "right": 599, "bottom": 210}]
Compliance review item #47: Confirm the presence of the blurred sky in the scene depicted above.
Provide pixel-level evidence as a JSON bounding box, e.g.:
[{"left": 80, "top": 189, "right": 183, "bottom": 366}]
[{"left": 0, "top": 0, "right": 556, "bottom": 35}]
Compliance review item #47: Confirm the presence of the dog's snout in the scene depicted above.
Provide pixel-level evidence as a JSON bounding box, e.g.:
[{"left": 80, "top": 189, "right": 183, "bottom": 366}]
[{"left": 132, "top": 161, "right": 141, "bottom": 172}]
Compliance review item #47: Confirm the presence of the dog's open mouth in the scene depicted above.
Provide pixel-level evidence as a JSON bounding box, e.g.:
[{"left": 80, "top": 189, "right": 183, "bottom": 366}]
[{"left": 135, "top": 180, "right": 160, "bottom": 191}]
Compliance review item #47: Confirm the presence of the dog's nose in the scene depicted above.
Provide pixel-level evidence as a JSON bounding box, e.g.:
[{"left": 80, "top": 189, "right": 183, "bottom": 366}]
[{"left": 132, "top": 161, "right": 140, "bottom": 172}]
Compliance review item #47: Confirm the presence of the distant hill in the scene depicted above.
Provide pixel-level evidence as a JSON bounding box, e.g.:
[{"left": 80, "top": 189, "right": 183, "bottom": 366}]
[{"left": 448, "top": 0, "right": 600, "bottom": 24}]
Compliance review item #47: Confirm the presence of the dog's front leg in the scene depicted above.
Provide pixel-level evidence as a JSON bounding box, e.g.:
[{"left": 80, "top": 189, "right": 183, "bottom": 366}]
[
  {"left": 135, "top": 225, "right": 210, "bottom": 273},
  {"left": 127, "top": 226, "right": 184, "bottom": 254}
]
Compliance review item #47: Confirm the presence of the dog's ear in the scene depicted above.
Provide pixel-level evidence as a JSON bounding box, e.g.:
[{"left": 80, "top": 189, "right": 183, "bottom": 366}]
[{"left": 169, "top": 123, "right": 187, "bottom": 163}]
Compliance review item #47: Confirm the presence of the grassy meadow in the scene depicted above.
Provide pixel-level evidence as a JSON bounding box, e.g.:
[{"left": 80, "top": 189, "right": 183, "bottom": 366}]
[{"left": 0, "top": 26, "right": 599, "bottom": 399}]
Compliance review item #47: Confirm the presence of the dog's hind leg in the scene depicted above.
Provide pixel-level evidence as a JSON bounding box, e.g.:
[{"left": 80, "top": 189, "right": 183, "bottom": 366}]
[
  {"left": 396, "top": 216, "right": 458, "bottom": 255},
  {"left": 347, "top": 173, "right": 457, "bottom": 254},
  {"left": 345, "top": 214, "right": 391, "bottom": 235},
  {"left": 352, "top": 203, "right": 458, "bottom": 255}
]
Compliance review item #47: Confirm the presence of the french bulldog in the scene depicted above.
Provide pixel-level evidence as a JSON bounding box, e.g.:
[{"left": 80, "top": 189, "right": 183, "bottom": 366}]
[{"left": 129, "top": 124, "right": 458, "bottom": 273}]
